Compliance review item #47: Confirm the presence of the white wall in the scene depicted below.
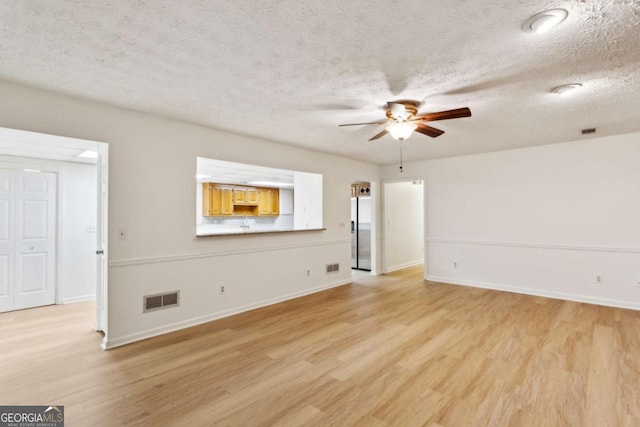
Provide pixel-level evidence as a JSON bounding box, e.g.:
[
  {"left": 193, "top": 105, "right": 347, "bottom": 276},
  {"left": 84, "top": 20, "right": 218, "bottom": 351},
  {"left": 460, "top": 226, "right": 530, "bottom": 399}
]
[
  {"left": 61, "top": 161, "right": 97, "bottom": 302},
  {"left": 0, "top": 156, "right": 97, "bottom": 303},
  {"left": 280, "top": 188, "right": 293, "bottom": 214},
  {"left": 0, "top": 80, "right": 380, "bottom": 348},
  {"left": 195, "top": 181, "right": 204, "bottom": 225},
  {"left": 293, "top": 171, "right": 323, "bottom": 230},
  {"left": 383, "top": 181, "right": 424, "bottom": 272},
  {"left": 383, "top": 132, "right": 640, "bottom": 310}
]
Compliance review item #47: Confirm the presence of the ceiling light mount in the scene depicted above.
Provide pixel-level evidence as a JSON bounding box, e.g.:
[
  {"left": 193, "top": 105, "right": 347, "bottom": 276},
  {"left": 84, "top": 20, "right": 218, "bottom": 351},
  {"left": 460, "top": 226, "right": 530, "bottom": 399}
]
[
  {"left": 386, "top": 121, "right": 418, "bottom": 141},
  {"left": 522, "top": 9, "right": 568, "bottom": 34},
  {"left": 551, "top": 83, "right": 583, "bottom": 95}
]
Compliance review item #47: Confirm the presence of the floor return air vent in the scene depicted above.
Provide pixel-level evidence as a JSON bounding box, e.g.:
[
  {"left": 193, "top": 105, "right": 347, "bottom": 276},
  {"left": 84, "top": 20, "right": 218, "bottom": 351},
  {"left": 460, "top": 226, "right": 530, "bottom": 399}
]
[
  {"left": 326, "top": 263, "right": 340, "bottom": 273},
  {"left": 144, "top": 291, "right": 180, "bottom": 313}
]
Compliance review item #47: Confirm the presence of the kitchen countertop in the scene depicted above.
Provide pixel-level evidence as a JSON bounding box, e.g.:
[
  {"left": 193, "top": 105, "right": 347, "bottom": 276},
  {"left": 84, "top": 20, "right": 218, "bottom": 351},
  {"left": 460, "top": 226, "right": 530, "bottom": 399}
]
[{"left": 196, "top": 227, "right": 326, "bottom": 237}]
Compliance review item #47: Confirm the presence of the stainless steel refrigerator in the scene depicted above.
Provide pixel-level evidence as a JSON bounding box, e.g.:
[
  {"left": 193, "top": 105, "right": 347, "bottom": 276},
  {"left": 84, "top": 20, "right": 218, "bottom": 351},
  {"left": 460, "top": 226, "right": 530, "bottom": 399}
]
[{"left": 351, "top": 196, "right": 371, "bottom": 271}]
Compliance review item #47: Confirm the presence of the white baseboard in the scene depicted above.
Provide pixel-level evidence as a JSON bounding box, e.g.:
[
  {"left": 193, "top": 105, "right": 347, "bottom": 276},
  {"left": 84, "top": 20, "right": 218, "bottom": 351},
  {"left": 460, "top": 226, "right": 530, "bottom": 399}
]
[
  {"left": 426, "top": 275, "right": 640, "bottom": 311},
  {"left": 385, "top": 260, "right": 423, "bottom": 274},
  {"left": 103, "top": 278, "right": 352, "bottom": 350},
  {"left": 63, "top": 294, "right": 96, "bottom": 304}
]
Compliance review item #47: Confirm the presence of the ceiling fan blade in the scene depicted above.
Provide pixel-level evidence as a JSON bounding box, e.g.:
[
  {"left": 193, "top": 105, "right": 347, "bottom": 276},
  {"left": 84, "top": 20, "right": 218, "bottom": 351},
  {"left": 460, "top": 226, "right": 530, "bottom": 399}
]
[
  {"left": 368, "top": 130, "right": 389, "bottom": 141},
  {"left": 415, "top": 107, "right": 471, "bottom": 122},
  {"left": 338, "top": 120, "right": 387, "bottom": 127},
  {"left": 388, "top": 102, "right": 409, "bottom": 120},
  {"left": 415, "top": 123, "right": 445, "bottom": 138}
]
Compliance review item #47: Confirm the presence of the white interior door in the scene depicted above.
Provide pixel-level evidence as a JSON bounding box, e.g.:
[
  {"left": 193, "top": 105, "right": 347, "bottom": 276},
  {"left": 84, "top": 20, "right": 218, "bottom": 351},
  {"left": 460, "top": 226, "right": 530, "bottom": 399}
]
[
  {"left": 14, "top": 171, "right": 56, "bottom": 310},
  {"left": 0, "top": 168, "right": 56, "bottom": 312}
]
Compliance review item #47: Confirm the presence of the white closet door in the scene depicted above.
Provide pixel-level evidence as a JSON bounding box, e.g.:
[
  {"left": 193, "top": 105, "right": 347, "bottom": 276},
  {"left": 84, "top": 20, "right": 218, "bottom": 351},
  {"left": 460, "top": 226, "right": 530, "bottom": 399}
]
[
  {"left": 0, "top": 169, "right": 15, "bottom": 313},
  {"left": 13, "top": 171, "right": 57, "bottom": 311}
]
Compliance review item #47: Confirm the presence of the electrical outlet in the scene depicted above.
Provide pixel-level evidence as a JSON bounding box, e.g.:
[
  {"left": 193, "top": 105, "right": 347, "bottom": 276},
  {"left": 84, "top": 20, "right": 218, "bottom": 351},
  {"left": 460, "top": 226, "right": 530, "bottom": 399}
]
[
  {"left": 306, "top": 269, "right": 311, "bottom": 277},
  {"left": 453, "top": 261, "right": 458, "bottom": 268},
  {"left": 595, "top": 275, "right": 602, "bottom": 284},
  {"left": 219, "top": 285, "right": 225, "bottom": 295},
  {"left": 118, "top": 228, "right": 127, "bottom": 241}
]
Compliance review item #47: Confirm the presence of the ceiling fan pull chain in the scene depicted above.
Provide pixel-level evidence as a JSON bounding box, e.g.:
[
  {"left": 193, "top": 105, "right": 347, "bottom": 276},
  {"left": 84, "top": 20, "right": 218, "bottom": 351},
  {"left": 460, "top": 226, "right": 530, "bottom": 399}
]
[{"left": 399, "top": 144, "right": 404, "bottom": 173}]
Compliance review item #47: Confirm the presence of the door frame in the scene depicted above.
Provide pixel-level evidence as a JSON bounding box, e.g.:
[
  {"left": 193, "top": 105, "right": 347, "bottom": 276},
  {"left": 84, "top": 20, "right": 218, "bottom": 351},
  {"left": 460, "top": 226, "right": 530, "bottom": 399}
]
[
  {"left": 350, "top": 180, "right": 379, "bottom": 275},
  {"left": 96, "top": 142, "right": 109, "bottom": 340},
  {"left": 351, "top": 195, "right": 373, "bottom": 272},
  {"left": 381, "top": 176, "right": 428, "bottom": 277},
  {"left": 0, "top": 142, "right": 109, "bottom": 345}
]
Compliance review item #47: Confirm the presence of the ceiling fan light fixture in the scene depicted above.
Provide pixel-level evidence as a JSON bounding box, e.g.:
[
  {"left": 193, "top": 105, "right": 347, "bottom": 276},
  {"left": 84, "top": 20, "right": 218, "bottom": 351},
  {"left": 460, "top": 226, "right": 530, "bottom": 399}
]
[
  {"left": 386, "top": 121, "right": 417, "bottom": 141},
  {"left": 522, "top": 9, "right": 568, "bottom": 34},
  {"left": 551, "top": 83, "right": 582, "bottom": 95}
]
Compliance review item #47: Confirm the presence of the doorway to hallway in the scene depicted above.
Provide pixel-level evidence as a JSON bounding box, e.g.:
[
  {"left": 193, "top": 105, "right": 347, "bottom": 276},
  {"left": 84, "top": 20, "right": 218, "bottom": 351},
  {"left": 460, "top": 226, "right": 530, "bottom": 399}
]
[
  {"left": 351, "top": 182, "right": 371, "bottom": 272},
  {"left": 383, "top": 180, "right": 425, "bottom": 273},
  {"left": 0, "top": 126, "right": 109, "bottom": 344}
]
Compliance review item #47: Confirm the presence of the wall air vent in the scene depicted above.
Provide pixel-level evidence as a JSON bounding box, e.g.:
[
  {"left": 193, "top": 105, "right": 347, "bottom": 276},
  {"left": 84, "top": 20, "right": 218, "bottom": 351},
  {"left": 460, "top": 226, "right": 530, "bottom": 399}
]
[
  {"left": 326, "top": 263, "right": 340, "bottom": 273},
  {"left": 581, "top": 128, "right": 596, "bottom": 135},
  {"left": 144, "top": 295, "right": 162, "bottom": 311},
  {"left": 144, "top": 291, "right": 180, "bottom": 313}
]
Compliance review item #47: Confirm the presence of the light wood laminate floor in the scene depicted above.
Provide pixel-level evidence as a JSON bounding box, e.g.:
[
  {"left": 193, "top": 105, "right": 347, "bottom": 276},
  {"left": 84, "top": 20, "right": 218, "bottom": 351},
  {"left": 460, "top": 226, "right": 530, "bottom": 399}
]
[{"left": 1, "top": 266, "right": 640, "bottom": 426}]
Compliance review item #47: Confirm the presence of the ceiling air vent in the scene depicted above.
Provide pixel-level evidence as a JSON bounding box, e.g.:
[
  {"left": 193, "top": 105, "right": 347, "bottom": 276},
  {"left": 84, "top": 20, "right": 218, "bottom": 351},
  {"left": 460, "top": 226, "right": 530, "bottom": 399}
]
[{"left": 581, "top": 128, "right": 596, "bottom": 135}]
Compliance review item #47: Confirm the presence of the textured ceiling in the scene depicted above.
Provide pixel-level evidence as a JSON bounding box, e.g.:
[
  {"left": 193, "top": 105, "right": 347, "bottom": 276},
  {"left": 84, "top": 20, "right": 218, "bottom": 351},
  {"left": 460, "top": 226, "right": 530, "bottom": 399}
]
[{"left": 1, "top": 0, "right": 639, "bottom": 165}]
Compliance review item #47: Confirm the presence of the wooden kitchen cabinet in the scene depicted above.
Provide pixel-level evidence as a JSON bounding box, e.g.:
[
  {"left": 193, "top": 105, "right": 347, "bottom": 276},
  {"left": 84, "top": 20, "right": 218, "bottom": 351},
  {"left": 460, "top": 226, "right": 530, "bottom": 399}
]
[
  {"left": 258, "top": 189, "right": 269, "bottom": 215},
  {"left": 233, "top": 188, "right": 246, "bottom": 204},
  {"left": 202, "top": 184, "right": 233, "bottom": 216},
  {"left": 203, "top": 183, "right": 275, "bottom": 216},
  {"left": 202, "top": 183, "right": 217, "bottom": 216},
  {"left": 269, "top": 189, "right": 279, "bottom": 215},
  {"left": 220, "top": 188, "right": 233, "bottom": 214},
  {"left": 233, "top": 187, "right": 259, "bottom": 205},
  {"left": 258, "top": 188, "right": 280, "bottom": 216},
  {"left": 246, "top": 188, "right": 259, "bottom": 204}
]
